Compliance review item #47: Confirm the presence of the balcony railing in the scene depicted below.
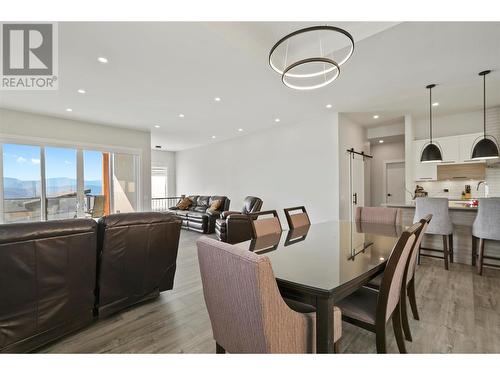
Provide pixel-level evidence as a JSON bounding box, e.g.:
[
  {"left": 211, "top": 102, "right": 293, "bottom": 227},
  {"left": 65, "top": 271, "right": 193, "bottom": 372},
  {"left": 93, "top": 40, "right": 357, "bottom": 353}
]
[{"left": 151, "top": 196, "right": 183, "bottom": 212}]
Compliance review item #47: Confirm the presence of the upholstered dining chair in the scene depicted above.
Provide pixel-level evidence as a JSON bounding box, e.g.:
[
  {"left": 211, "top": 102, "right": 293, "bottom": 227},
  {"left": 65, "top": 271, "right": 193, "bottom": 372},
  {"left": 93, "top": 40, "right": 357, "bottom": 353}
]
[
  {"left": 472, "top": 198, "right": 500, "bottom": 275},
  {"left": 367, "top": 214, "right": 432, "bottom": 342},
  {"left": 196, "top": 237, "right": 342, "bottom": 353},
  {"left": 250, "top": 210, "right": 282, "bottom": 238},
  {"left": 284, "top": 206, "right": 311, "bottom": 230},
  {"left": 337, "top": 221, "right": 422, "bottom": 353},
  {"left": 414, "top": 197, "right": 453, "bottom": 270},
  {"left": 355, "top": 206, "right": 402, "bottom": 226}
]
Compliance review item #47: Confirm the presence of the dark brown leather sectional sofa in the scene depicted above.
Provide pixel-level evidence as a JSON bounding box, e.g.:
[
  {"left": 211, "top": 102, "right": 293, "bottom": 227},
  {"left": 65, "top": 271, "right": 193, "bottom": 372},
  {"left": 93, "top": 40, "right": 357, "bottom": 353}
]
[
  {"left": 0, "top": 212, "right": 181, "bottom": 353},
  {"left": 167, "top": 195, "right": 230, "bottom": 233}
]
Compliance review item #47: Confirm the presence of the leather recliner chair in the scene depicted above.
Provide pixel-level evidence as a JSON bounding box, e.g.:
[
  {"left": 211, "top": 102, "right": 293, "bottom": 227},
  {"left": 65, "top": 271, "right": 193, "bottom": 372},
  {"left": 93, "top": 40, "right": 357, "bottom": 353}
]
[
  {"left": 96, "top": 212, "right": 182, "bottom": 318},
  {"left": 215, "top": 196, "right": 263, "bottom": 244},
  {"left": 0, "top": 219, "right": 98, "bottom": 353}
]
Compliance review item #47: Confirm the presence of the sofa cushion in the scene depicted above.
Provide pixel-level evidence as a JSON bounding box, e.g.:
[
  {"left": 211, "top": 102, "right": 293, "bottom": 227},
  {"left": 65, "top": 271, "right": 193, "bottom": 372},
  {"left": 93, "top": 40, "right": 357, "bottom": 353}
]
[{"left": 195, "top": 195, "right": 209, "bottom": 206}]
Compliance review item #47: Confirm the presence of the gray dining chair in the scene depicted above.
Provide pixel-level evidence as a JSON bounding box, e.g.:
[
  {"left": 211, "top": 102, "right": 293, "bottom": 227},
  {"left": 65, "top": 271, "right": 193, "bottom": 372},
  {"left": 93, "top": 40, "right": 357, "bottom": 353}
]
[
  {"left": 472, "top": 198, "right": 500, "bottom": 275},
  {"left": 196, "top": 237, "right": 342, "bottom": 353},
  {"left": 414, "top": 198, "right": 453, "bottom": 270},
  {"left": 355, "top": 207, "right": 402, "bottom": 226},
  {"left": 337, "top": 222, "right": 422, "bottom": 353}
]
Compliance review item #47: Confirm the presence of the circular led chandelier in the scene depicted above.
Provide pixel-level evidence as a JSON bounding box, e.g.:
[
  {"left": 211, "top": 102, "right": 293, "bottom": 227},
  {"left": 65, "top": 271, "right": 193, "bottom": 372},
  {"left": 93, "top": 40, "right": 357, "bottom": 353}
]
[{"left": 269, "top": 26, "right": 354, "bottom": 90}]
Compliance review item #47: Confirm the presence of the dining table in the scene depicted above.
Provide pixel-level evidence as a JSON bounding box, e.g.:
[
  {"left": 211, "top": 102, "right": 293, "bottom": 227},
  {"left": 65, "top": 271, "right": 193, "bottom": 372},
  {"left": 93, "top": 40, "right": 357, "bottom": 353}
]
[{"left": 234, "top": 220, "right": 403, "bottom": 353}]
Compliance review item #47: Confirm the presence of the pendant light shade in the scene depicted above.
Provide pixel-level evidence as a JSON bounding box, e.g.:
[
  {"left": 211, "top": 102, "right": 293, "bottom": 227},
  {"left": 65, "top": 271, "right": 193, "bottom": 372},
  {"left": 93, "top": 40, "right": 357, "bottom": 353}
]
[
  {"left": 471, "top": 70, "right": 499, "bottom": 160},
  {"left": 421, "top": 84, "right": 443, "bottom": 163}
]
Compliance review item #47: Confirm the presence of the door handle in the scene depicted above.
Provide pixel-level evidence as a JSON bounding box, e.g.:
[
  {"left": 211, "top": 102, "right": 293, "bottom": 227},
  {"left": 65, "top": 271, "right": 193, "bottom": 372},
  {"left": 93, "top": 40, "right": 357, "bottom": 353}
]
[
  {"left": 353, "top": 193, "right": 358, "bottom": 205},
  {"left": 387, "top": 193, "right": 392, "bottom": 197}
]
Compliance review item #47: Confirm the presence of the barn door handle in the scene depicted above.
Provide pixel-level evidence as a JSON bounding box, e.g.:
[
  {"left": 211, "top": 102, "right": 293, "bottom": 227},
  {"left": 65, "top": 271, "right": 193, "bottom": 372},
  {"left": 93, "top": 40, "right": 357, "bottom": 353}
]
[{"left": 353, "top": 193, "right": 358, "bottom": 205}]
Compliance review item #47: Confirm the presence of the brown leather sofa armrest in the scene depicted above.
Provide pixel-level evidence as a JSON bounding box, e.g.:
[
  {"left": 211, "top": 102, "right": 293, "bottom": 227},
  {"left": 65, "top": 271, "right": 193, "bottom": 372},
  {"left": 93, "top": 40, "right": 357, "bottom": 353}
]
[
  {"left": 220, "top": 210, "right": 241, "bottom": 219},
  {"left": 226, "top": 215, "right": 253, "bottom": 244}
]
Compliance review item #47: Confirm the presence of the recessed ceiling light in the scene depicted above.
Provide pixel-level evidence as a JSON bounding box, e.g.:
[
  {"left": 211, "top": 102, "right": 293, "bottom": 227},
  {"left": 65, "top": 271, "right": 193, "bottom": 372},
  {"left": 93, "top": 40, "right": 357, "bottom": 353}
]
[
  {"left": 432, "top": 102, "right": 439, "bottom": 107},
  {"left": 178, "top": 113, "right": 185, "bottom": 118},
  {"left": 238, "top": 128, "right": 243, "bottom": 132},
  {"left": 66, "top": 108, "right": 73, "bottom": 112},
  {"left": 373, "top": 115, "right": 379, "bottom": 119},
  {"left": 326, "top": 104, "right": 332, "bottom": 109},
  {"left": 154, "top": 125, "right": 160, "bottom": 128},
  {"left": 214, "top": 97, "right": 221, "bottom": 102},
  {"left": 275, "top": 118, "right": 280, "bottom": 123},
  {"left": 77, "top": 89, "right": 86, "bottom": 94},
  {"left": 211, "top": 135, "right": 216, "bottom": 139},
  {"left": 97, "top": 57, "right": 108, "bottom": 64},
  {"left": 379, "top": 140, "right": 384, "bottom": 144}
]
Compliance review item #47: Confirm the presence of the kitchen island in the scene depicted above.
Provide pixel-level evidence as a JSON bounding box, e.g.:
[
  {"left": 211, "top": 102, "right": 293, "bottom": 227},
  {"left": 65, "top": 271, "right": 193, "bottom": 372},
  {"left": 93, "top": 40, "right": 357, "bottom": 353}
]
[{"left": 386, "top": 203, "right": 499, "bottom": 267}]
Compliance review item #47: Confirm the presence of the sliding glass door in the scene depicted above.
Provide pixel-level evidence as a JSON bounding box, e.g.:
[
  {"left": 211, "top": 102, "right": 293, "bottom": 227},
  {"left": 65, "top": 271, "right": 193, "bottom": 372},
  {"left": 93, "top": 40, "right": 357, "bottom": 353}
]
[
  {"left": 1, "top": 142, "right": 140, "bottom": 222},
  {"left": 2, "top": 144, "right": 42, "bottom": 223},
  {"left": 45, "top": 147, "right": 78, "bottom": 220}
]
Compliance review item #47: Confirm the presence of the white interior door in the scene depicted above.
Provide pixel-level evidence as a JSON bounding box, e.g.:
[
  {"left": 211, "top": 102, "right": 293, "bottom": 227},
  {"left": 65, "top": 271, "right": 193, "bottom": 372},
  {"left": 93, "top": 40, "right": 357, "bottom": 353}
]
[{"left": 385, "top": 162, "right": 405, "bottom": 204}]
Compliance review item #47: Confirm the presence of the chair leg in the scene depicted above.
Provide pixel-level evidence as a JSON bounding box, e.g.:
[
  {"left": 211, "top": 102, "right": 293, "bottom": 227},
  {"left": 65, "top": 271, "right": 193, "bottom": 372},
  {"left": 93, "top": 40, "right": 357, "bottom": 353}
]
[
  {"left": 471, "top": 236, "right": 477, "bottom": 266},
  {"left": 392, "top": 304, "right": 407, "bottom": 354},
  {"left": 334, "top": 340, "right": 341, "bottom": 354},
  {"left": 449, "top": 234, "right": 454, "bottom": 263},
  {"left": 375, "top": 321, "right": 387, "bottom": 354},
  {"left": 400, "top": 287, "right": 412, "bottom": 342},
  {"left": 407, "top": 278, "right": 420, "bottom": 320},
  {"left": 477, "top": 238, "right": 485, "bottom": 276},
  {"left": 216, "top": 342, "right": 226, "bottom": 354},
  {"left": 442, "top": 235, "right": 449, "bottom": 271}
]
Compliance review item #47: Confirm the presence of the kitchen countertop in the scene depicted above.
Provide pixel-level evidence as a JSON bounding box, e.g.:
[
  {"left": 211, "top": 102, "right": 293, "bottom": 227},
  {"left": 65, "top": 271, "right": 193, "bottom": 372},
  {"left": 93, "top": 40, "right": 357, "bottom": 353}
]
[{"left": 384, "top": 203, "right": 478, "bottom": 211}]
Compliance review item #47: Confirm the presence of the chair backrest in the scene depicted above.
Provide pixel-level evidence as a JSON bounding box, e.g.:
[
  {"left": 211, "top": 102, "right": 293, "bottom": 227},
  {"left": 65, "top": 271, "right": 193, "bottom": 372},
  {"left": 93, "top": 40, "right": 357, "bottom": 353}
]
[
  {"left": 196, "top": 237, "right": 312, "bottom": 353},
  {"left": 377, "top": 222, "right": 422, "bottom": 323},
  {"left": 284, "top": 206, "right": 311, "bottom": 229},
  {"left": 250, "top": 210, "right": 282, "bottom": 238},
  {"left": 406, "top": 214, "right": 432, "bottom": 284},
  {"left": 473, "top": 198, "right": 500, "bottom": 241},
  {"left": 91, "top": 195, "right": 106, "bottom": 218},
  {"left": 96, "top": 212, "right": 181, "bottom": 317},
  {"left": 242, "top": 196, "right": 263, "bottom": 214},
  {"left": 414, "top": 197, "right": 452, "bottom": 235},
  {"left": 355, "top": 206, "right": 402, "bottom": 225},
  {"left": 0, "top": 219, "right": 97, "bottom": 353}
]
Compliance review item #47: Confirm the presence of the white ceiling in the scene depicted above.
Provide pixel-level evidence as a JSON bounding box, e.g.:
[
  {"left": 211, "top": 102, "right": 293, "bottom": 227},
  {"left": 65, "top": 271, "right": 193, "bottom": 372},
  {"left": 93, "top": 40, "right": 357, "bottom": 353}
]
[{"left": 1, "top": 22, "right": 499, "bottom": 151}]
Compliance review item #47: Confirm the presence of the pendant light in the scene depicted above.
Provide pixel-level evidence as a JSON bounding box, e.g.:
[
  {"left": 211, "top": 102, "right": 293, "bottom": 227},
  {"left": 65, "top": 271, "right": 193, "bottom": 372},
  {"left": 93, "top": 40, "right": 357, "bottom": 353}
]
[
  {"left": 471, "top": 70, "right": 499, "bottom": 160},
  {"left": 421, "top": 84, "right": 443, "bottom": 163}
]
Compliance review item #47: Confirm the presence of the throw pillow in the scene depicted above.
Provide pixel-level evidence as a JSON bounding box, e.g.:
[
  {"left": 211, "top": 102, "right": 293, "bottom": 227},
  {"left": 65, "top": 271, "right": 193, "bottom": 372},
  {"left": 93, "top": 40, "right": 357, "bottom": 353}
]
[
  {"left": 176, "top": 197, "right": 193, "bottom": 210},
  {"left": 206, "top": 199, "right": 222, "bottom": 213}
]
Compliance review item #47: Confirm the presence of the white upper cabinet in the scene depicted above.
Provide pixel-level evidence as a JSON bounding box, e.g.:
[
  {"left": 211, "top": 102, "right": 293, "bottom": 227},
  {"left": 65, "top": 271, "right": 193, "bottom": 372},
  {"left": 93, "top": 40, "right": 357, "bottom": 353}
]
[
  {"left": 436, "top": 136, "right": 459, "bottom": 164},
  {"left": 414, "top": 139, "right": 437, "bottom": 181},
  {"left": 413, "top": 132, "right": 485, "bottom": 181}
]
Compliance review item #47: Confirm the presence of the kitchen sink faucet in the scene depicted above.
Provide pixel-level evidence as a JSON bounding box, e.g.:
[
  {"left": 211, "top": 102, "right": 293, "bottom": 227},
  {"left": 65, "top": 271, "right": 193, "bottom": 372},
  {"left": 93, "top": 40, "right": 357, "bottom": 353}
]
[{"left": 477, "top": 181, "right": 489, "bottom": 198}]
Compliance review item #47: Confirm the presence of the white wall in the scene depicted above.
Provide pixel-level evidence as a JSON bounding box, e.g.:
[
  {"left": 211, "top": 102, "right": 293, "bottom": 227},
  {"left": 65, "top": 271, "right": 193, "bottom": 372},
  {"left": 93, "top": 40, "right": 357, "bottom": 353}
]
[
  {"left": 151, "top": 149, "right": 176, "bottom": 197},
  {"left": 414, "top": 110, "right": 483, "bottom": 140},
  {"left": 370, "top": 141, "right": 406, "bottom": 207},
  {"left": 338, "top": 114, "right": 370, "bottom": 220},
  {"left": 0, "top": 108, "right": 152, "bottom": 210},
  {"left": 176, "top": 114, "right": 340, "bottom": 226}
]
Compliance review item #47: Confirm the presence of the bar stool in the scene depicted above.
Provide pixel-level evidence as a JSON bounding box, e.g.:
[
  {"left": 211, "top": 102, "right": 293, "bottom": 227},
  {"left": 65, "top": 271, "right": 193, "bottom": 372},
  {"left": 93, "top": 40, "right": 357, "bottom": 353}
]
[
  {"left": 414, "top": 198, "right": 454, "bottom": 270},
  {"left": 472, "top": 198, "right": 500, "bottom": 275}
]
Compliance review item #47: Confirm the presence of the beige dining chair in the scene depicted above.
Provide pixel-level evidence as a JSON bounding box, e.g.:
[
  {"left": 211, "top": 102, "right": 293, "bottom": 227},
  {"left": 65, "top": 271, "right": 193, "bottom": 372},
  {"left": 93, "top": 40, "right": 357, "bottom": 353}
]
[
  {"left": 196, "top": 237, "right": 342, "bottom": 353},
  {"left": 284, "top": 206, "right": 311, "bottom": 230},
  {"left": 355, "top": 206, "right": 402, "bottom": 226},
  {"left": 249, "top": 210, "right": 282, "bottom": 238},
  {"left": 367, "top": 214, "right": 432, "bottom": 342},
  {"left": 337, "top": 221, "right": 422, "bottom": 353}
]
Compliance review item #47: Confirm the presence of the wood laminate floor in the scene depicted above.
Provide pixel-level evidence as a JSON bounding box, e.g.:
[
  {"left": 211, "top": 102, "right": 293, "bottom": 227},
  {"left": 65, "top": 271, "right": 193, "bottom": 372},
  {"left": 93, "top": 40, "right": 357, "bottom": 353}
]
[{"left": 40, "top": 230, "right": 500, "bottom": 354}]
